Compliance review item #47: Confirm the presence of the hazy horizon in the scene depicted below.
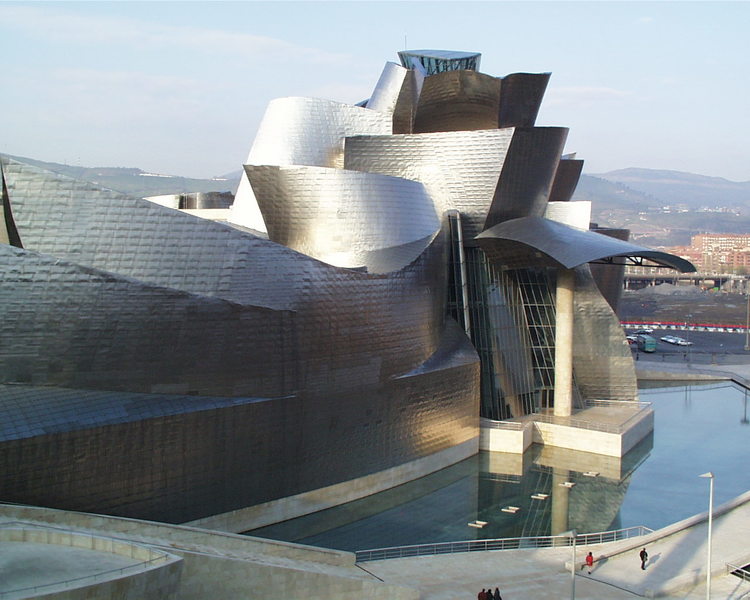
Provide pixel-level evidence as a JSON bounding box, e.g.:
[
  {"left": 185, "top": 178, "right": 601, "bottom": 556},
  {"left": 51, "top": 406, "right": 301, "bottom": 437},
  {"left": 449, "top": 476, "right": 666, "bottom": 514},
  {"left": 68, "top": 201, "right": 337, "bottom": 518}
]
[{"left": 2, "top": 1, "right": 748, "bottom": 181}]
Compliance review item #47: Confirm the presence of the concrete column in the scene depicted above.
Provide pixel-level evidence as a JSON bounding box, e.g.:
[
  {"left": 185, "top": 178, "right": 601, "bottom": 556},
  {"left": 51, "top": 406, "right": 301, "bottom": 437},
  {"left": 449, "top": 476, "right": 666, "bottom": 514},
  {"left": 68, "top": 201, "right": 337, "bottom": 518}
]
[{"left": 554, "top": 268, "right": 575, "bottom": 417}]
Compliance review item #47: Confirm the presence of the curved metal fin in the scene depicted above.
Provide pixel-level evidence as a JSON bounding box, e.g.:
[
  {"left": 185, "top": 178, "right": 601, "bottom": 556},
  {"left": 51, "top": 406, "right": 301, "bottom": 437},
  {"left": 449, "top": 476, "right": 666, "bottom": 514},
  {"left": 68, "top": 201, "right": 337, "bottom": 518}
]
[{"left": 0, "top": 160, "right": 23, "bottom": 248}]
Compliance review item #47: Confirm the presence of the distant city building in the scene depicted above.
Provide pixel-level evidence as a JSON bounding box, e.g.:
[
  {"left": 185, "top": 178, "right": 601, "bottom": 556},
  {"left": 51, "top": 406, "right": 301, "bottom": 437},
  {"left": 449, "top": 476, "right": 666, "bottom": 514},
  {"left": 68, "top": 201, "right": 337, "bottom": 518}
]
[{"left": 0, "top": 49, "right": 692, "bottom": 528}]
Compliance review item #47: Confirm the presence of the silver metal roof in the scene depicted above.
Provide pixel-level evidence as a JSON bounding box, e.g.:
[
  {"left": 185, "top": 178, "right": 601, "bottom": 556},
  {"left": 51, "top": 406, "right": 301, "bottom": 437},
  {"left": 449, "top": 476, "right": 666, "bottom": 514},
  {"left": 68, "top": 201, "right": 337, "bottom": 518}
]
[{"left": 476, "top": 216, "right": 696, "bottom": 272}]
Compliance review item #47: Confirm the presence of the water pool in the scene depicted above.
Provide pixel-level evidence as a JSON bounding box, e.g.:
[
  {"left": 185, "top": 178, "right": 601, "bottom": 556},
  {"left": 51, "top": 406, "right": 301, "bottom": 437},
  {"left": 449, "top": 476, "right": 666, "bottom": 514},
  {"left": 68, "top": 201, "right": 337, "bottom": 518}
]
[{"left": 246, "top": 382, "right": 750, "bottom": 552}]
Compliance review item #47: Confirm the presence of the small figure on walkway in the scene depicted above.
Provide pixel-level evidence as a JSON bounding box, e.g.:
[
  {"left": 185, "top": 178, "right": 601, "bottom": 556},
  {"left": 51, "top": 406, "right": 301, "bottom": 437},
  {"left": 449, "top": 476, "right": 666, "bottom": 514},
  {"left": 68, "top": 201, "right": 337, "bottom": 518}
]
[
  {"left": 585, "top": 551, "right": 594, "bottom": 574},
  {"left": 493, "top": 587, "right": 503, "bottom": 600},
  {"left": 478, "top": 588, "right": 486, "bottom": 600},
  {"left": 640, "top": 547, "right": 648, "bottom": 570}
]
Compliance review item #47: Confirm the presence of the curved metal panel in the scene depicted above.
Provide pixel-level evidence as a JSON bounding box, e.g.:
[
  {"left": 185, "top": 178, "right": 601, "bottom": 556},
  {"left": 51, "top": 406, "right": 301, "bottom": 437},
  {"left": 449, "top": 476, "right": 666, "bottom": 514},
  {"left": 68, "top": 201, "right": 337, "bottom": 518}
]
[
  {"left": 392, "top": 68, "right": 425, "bottom": 134},
  {"left": 483, "top": 127, "right": 569, "bottom": 228},
  {"left": 345, "top": 129, "right": 514, "bottom": 238},
  {"left": 244, "top": 165, "right": 440, "bottom": 272},
  {"left": 367, "top": 62, "right": 408, "bottom": 114},
  {"left": 498, "top": 72, "right": 551, "bottom": 128},
  {"left": 572, "top": 264, "right": 638, "bottom": 402},
  {"left": 413, "top": 70, "right": 501, "bottom": 133},
  {"left": 248, "top": 97, "right": 393, "bottom": 169},
  {"left": 0, "top": 163, "right": 22, "bottom": 247},
  {"left": 1, "top": 155, "right": 454, "bottom": 386},
  {"left": 477, "top": 216, "right": 697, "bottom": 272},
  {"left": 544, "top": 200, "right": 591, "bottom": 229},
  {"left": 230, "top": 97, "right": 392, "bottom": 232},
  {"left": 589, "top": 227, "right": 630, "bottom": 313},
  {"left": 548, "top": 157, "right": 584, "bottom": 202},
  {"left": 0, "top": 244, "right": 296, "bottom": 397}
]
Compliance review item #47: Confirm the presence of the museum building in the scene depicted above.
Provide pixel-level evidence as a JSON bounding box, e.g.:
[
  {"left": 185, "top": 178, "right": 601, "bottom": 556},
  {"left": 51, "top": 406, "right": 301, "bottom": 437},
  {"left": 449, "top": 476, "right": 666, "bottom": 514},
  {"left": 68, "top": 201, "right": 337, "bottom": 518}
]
[{"left": 0, "top": 49, "right": 692, "bottom": 531}]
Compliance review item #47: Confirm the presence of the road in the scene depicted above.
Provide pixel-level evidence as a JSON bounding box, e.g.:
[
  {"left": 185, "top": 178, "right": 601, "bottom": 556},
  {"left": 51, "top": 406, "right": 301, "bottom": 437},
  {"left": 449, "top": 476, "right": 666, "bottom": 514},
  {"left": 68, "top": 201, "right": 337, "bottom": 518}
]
[{"left": 625, "top": 329, "right": 750, "bottom": 365}]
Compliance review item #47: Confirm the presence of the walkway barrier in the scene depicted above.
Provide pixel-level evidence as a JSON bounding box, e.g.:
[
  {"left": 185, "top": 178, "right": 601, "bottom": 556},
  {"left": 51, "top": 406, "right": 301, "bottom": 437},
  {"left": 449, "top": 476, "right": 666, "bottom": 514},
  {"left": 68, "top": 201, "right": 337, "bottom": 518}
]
[
  {"left": 529, "top": 405, "right": 652, "bottom": 435},
  {"left": 355, "top": 526, "right": 653, "bottom": 562},
  {"left": 482, "top": 400, "right": 652, "bottom": 436},
  {"left": 727, "top": 561, "right": 750, "bottom": 583},
  {"left": 479, "top": 418, "right": 525, "bottom": 431},
  {"left": 0, "top": 525, "right": 171, "bottom": 599}
]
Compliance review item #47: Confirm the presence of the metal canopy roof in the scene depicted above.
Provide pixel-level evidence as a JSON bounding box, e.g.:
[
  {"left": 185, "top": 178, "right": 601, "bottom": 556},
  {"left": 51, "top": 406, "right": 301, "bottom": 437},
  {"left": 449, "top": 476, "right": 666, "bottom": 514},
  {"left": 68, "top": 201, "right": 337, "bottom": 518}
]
[{"left": 476, "top": 216, "right": 696, "bottom": 272}]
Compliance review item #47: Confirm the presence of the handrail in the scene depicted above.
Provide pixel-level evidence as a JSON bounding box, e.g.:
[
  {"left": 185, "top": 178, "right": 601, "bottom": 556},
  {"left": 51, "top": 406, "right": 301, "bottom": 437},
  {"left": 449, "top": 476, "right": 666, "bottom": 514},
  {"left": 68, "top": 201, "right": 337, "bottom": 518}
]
[
  {"left": 0, "top": 526, "right": 170, "bottom": 598},
  {"left": 584, "top": 399, "right": 651, "bottom": 409},
  {"left": 355, "top": 526, "right": 653, "bottom": 562},
  {"left": 726, "top": 562, "right": 750, "bottom": 583},
  {"left": 480, "top": 418, "right": 525, "bottom": 431},
  {"left": 482, "top": 401, "right": 652, "bottom": 435},
  {"left": 530, "top": 408, "right": 653, "bottom": 435}
]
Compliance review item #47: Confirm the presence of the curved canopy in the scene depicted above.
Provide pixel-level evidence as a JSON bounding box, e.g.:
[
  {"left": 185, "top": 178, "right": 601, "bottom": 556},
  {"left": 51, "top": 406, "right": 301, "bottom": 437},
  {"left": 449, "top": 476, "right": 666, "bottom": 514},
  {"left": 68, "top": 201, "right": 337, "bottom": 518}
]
[{"left": 476, "top": 216, "right": 696, "bottom": 272}]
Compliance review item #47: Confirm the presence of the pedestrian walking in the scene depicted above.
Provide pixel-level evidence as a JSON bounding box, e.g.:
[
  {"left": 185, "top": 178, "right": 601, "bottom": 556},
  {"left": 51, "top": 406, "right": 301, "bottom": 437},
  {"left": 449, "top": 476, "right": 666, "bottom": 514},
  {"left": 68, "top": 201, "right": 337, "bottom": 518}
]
[
  {"left": 640, "top": 547, "right": 648, "bottom": 570},
  {"left": 478, "top": 588, "right": 486, "bottom": 600},
  {"left": 585, "top": 551, "right": 594, "bottom": 574},
  {"left": 493, "top": 587, "right": 503, "bottom": 600}
]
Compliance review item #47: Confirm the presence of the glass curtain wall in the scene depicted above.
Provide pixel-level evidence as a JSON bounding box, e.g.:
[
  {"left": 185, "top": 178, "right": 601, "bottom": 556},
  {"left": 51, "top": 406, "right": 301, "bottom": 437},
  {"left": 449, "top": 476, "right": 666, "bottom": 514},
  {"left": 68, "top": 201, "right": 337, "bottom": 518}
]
[{"left": 452, "top": 242, "right": 560, "bottom": 419}]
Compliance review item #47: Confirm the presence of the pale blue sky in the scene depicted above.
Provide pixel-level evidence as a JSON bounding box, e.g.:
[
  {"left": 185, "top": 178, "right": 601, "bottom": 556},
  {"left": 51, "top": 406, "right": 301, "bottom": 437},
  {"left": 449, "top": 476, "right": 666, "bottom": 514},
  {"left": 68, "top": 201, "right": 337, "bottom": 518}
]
[{"left": 1, "top": 1, "right": 748, "bottom": 181}]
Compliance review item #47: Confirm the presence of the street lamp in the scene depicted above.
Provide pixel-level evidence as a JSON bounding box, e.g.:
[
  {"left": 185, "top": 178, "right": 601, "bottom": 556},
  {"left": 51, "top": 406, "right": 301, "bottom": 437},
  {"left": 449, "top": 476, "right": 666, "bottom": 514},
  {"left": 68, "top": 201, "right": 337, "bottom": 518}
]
[
  {"left": 561, "top": 529, "right": 577, "bottom": 600},
  {"left": 745, "top": 292, "right": 750, "bottom": 351},
  {"left": 699, "top": 472, "right": 714, "bottom": 600}
]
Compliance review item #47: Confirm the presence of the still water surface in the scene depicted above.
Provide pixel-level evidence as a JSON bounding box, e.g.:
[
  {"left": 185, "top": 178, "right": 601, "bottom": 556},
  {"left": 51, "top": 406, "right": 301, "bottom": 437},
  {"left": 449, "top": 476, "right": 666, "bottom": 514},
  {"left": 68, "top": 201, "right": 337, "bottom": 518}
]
[{"left": 247, "top": 382, "right": 750, "bottom": 552}]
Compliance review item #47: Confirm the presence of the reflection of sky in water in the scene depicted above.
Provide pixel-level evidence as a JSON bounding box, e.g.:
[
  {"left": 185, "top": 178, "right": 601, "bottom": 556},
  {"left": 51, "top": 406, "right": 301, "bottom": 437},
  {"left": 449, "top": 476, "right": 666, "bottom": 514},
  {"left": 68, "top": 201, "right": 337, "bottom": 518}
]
[
  {"left": 618, "top": 382, "right": 750, "bottom": 529},
  {"left": 247, "top": 382, "right": 750, "bottom": 552}
]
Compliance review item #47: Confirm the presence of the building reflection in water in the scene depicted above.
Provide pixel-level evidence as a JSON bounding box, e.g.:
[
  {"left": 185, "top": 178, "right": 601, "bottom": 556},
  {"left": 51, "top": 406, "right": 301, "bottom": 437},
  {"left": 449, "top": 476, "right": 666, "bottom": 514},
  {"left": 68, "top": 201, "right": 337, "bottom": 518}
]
[{"left": 245, "top": 434, "right": 653, "bottom": 552}]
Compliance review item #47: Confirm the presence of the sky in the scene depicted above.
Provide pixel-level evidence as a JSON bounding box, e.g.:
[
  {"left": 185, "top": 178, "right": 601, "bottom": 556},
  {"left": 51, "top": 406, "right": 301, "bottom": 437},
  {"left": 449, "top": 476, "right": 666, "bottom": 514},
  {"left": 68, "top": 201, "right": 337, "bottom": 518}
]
[{"left": 1, "top": 1, "right": 748, "bottom": 181}]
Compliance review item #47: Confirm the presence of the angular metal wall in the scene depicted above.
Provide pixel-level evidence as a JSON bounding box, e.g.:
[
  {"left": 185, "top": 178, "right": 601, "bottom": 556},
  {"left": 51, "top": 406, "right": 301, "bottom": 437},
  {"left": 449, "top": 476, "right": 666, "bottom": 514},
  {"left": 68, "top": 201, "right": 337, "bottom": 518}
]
[{"left": 497, "top": 72, "right": 551, "bottom": 128}]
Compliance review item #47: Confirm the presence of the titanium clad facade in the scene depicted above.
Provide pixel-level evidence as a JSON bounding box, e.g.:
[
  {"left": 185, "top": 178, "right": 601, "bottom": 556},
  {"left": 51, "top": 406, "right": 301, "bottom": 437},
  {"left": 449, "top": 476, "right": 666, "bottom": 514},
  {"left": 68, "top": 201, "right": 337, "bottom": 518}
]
[
  {"left": 497, "top": 73, "right": 551, "bottom": 128},
  {"left": 230, "top": 97, "right": 392, "bottom": 233},
  {"left": 483, "top": 128, "right": 569, "bottom": 229},
  {"left": 572, "top": 265, "right": 638, "bottom": 402},
  {"left": 244, "top": 165, "right": 440, "bottom": 272},
  {"left": 589, "top": 227, "right": 631, "bottom": 314},
  {"left": 413, "top": 70, "right": 502, "bottom": 133},
  {"left": 392, "top": 68, "right": 425, "bottom": 134},
  {"left": 549, "top": 158, "right": 585, "bottom": 203},
  {"left": 367, "top": 62, "right": 409, "bottom": 114},
  {"left": 345, "top": 129, "right": 513, "bottom": 239}
]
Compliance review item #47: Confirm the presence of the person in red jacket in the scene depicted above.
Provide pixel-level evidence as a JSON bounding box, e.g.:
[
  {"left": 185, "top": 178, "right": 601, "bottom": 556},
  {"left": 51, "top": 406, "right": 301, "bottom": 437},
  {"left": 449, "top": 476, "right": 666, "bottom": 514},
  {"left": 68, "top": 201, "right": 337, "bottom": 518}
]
[{"left": 585, "top": 551, "right": 595, "bottom": 574}]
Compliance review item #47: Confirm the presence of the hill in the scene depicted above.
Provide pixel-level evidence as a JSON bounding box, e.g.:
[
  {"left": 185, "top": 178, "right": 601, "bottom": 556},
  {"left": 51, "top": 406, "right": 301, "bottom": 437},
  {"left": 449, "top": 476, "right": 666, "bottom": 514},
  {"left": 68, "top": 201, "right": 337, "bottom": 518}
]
[
  {"left": 3, "top": 154, "right": 239, "bottom": 198},
  {"left": 574, "top": 170, "right": 750, "bottom": 247},
  {"left": 593, "top": 168, "right": 750, "bottom": 210}
]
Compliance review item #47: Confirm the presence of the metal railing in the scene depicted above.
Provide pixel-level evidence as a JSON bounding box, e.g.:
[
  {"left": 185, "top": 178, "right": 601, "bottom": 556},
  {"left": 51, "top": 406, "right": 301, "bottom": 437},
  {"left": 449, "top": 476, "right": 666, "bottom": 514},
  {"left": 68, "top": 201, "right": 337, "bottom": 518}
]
[
  {"left": 480, "top": 418, "right": 525, "bottom": 431},
  {"left": 0, "top": 526, "right": 171, "bottom": 598},
  {"left": 584, "top": 399, "right": 650, "bottom": 409},
  {"left": 482, "top": 400, "right": 652, "bottom": 436},
  {"left": 355, "top": 526, "right": 653, "bottom": 562},
  {"left": 529, "top": 410, "right": 651, "bottom": 435},
  {"left": 727, "top": 561, "right": 750, "bottom": 583}
]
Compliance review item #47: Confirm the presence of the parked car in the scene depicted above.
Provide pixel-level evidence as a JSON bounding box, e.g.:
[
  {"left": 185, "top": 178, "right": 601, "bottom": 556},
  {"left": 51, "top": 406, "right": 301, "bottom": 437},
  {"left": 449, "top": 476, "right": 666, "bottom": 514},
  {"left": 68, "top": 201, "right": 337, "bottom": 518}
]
[
  {"left": 661, "top": 335, "right": 678, "bottom": 344},
  {"left": 634, "top": 328, "right": 654, "bottom": 334}
]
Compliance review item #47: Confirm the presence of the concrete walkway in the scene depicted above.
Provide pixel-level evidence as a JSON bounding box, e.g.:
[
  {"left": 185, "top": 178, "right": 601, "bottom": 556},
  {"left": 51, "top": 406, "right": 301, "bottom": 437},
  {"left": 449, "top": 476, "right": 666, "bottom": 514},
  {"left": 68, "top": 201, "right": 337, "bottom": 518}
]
[
  {"left": 636, "top": 358, "right": 750, "bottom": 388},
  {"left": 361, "top": 485, "right": 750, "bottom": 599}
]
